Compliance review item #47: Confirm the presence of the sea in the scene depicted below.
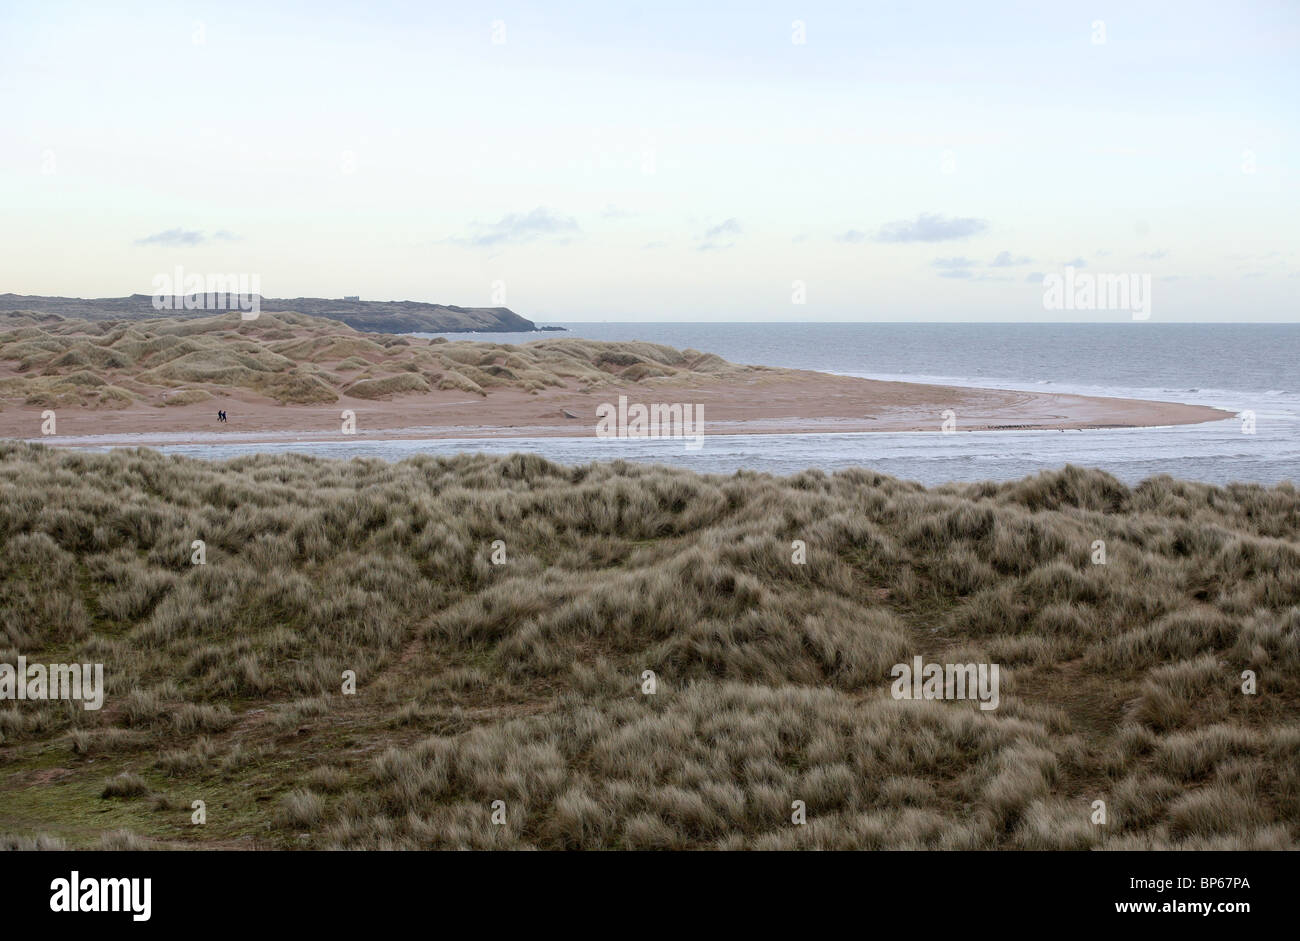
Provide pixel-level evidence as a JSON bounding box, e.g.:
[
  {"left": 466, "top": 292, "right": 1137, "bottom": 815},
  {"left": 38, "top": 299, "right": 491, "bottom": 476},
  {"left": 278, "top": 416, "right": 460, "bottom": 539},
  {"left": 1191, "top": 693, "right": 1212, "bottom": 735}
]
[{"left": 59, "top": 323, "right": 1300, "bottom": 487}]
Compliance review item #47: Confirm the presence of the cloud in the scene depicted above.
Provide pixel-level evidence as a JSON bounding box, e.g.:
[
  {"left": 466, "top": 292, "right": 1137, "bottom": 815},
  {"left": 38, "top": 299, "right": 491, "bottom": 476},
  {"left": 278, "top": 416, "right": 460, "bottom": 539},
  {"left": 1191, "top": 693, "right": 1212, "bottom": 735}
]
[
  {"left": 601, "top": 204, "right": 636, "bottom": 219},
  {"left": 703, "top": 218, "right": 741, "bottom": 239},
  {"left": 876, "top": 212, "right": 988, "bottom": 243},
  {"left": 451, "top": 207, "right": 580, "bottom": 248},
  {"left": 936, "top": 266, "right": 1013, "bottom": 282},
  {"left": 1026, "top": 272, "right": 1045, "bottom": 283},
  {"left": 134, "top": 228, "right": 214, "bottom": 247},
  {"left": 834, "top": 229, "right": 868, "bottom": 244},
  {"left": 695, "top": 218, "right": 741, "bottom": 252},
  {"left": 1139, "top": 250, "right": 1167, "bottom": 260},
  {"left": 1063, "top": 257, "right": 1087, "bottom": 267},
  {"left": 930, "top": 252, "right": 1033, "bottom": 280}
]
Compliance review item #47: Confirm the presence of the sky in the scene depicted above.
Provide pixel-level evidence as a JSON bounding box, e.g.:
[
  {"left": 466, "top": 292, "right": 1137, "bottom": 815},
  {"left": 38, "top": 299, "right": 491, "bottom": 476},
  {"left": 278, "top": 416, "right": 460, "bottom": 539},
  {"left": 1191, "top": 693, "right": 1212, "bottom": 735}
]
[{"left": 1, "top": 0, "right": 1297, "bottom": 322}]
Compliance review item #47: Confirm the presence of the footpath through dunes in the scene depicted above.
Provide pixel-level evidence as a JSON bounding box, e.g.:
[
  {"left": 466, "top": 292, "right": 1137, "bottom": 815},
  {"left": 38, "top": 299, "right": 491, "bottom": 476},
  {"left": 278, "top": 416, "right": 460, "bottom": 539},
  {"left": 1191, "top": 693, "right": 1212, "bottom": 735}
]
[
  {"left": 0, "top": 444, "right": 1297, "bottom": 849},
  {"left": 0, "top": 311, "right": 1230, "bottom": 445}
]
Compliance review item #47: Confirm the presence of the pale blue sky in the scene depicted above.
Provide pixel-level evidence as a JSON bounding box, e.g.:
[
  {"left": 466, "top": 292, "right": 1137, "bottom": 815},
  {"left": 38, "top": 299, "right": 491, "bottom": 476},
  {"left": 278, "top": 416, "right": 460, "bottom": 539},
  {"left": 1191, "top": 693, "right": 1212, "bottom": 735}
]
[{"left": 2, "top": 0, "right": 1297, "bottom": 321}]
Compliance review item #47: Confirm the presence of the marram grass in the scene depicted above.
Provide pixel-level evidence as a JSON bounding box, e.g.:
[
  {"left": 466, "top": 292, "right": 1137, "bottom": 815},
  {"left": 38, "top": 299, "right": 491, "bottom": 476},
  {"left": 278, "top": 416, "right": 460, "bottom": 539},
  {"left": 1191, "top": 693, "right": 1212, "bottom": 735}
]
[
  {"left": 0, "top": 310, "right": 770, "bottom": 408},
  {"left": 0, "top": 442, "right": 1296, "bottom": 849}
]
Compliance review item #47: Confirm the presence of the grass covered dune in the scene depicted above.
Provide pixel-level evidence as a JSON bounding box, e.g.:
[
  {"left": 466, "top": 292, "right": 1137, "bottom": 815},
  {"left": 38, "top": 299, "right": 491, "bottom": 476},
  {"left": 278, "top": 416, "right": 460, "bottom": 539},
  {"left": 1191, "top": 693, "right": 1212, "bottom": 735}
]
[
  {"left": 0, "top": 442, "right": 1297, "bottom": 850},
  {"left": 0, "top": 311, "right": 1228, "bottom": 442},
  {"left": 0, "top": 309, "right": 766, "bottom": 408}
]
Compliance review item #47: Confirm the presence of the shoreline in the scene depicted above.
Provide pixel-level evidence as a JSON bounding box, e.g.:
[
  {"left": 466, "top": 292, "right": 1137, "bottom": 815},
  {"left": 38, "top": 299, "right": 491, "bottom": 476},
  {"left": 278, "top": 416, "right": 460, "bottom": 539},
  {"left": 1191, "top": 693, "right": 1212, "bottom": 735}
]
[{"left": 0, "top": 368, "right": 1234, "bottom": 448}]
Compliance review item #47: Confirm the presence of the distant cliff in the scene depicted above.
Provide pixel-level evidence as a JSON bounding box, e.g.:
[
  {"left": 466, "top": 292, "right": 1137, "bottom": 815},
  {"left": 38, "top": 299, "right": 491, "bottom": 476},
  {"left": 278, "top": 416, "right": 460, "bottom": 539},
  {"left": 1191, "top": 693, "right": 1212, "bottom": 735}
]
[{"left": 0, "top": 293, "right": 542, "bottom": 334}]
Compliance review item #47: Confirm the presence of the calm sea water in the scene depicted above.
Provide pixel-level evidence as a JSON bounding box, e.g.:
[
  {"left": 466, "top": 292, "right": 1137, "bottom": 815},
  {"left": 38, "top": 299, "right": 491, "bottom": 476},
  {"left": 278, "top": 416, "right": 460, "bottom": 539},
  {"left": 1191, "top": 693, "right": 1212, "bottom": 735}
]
[{"left": 71, "top": 324, "right": 1300, "bottom": 486}]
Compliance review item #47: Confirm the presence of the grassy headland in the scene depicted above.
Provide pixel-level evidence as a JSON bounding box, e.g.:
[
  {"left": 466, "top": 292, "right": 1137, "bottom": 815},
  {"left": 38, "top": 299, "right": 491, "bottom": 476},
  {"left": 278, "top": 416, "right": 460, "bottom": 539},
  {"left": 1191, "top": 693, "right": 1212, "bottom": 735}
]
[{"left": 0, "top": 293, "right": 539, "bottom": 333}]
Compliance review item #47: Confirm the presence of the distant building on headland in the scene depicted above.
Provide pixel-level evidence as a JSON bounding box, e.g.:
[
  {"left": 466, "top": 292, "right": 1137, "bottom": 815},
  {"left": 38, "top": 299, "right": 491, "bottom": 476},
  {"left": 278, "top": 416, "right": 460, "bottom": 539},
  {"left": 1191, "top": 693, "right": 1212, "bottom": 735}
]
[{"left": 343, "top": 295, "right": 360, "bottom": 301}]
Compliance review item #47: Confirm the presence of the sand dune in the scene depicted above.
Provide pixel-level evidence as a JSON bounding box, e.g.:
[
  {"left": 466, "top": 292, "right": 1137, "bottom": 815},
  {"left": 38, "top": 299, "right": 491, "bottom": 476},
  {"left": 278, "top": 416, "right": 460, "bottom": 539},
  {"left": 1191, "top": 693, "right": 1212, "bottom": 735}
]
[
  {"left": 0, "top": 311, "right": 1230, "bottom": 445},
  {"left": 2, "top": 444, "right": 1296, "bottom": 849}
]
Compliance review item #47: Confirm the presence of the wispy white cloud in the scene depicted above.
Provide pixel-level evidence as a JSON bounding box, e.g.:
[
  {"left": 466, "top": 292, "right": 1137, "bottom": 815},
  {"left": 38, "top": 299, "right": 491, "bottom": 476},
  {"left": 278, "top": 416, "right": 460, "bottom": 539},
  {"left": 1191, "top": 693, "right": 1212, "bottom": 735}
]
[
  {"left": 696, "top": 218, "right": 741, "bottom": 251},
  {"left": 877, "top": 213, "right": 988, "bottom": 243},
  {"left": 450, "top": 207, "right": 580, "bottom": 248},
  {"left": 134, "top": 228, "right": 237, "bottom": 247},
  {"left": 703, "top": 218, "right": 741, "bottom": 238},
  {"left": 990, "top": 250, "right": 1033, "bottom": 267}
]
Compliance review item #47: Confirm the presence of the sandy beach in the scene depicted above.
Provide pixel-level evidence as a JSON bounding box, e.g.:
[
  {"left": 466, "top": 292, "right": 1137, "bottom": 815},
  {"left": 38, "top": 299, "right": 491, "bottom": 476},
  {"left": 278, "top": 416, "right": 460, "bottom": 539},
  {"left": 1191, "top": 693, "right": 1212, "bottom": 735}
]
[{"left": 0, "top": 368, "right": 1232, "bottom": 447}]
